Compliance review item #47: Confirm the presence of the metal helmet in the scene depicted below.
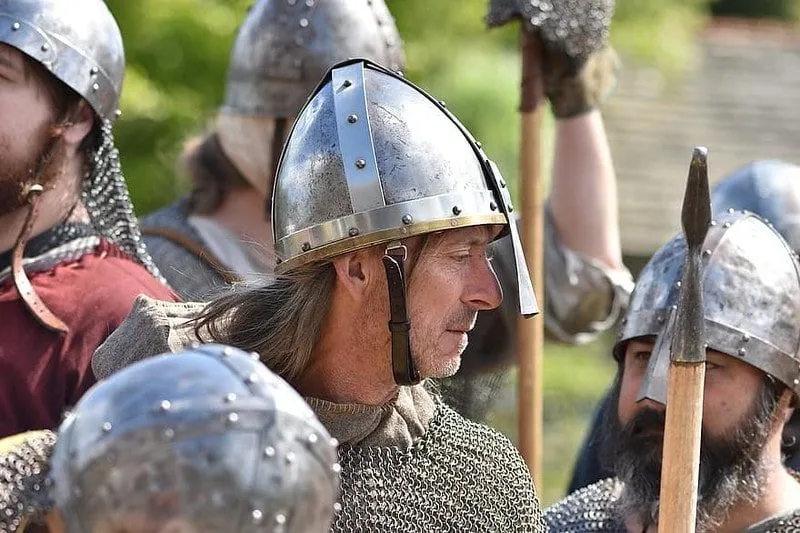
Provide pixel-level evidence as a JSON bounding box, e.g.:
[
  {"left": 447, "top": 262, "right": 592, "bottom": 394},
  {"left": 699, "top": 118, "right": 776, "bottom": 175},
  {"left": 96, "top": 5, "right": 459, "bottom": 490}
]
[
  {"left": 0, "top": 0, "right": 124, "bottom": 121},
  {"left": 272, "top": 59, "right": 537, "bottom": 385},
  {"left": 614, "top": 211, "right": 800, "bottom": 405},
  {"left": 221, "top": 0, "right": 404, "bottom": 119},
  {"left": 712, "top": 160, "right": 800, "bottom": 252},
  {"left": 49, "top": 344, "right": 340, "bottom": 533}
]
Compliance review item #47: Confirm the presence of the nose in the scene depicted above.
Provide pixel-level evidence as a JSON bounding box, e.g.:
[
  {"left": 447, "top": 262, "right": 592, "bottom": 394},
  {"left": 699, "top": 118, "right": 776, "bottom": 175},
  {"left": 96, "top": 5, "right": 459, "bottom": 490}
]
[{"left": 464, "top": 256, "right": 503, "bottom": 311}]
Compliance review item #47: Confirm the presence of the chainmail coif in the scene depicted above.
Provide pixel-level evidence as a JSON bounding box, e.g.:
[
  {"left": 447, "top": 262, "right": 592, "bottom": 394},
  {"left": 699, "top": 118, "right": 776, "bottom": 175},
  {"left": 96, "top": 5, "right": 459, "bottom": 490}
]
[
  {"left": 0, "top": 431, "right": 56, "bottom": 533},
  {"left": 82, "top": 120, "right": 162, "bottom": 281},
  {"left": 333, "top": 400, "right": 545, "bottom": 532}
]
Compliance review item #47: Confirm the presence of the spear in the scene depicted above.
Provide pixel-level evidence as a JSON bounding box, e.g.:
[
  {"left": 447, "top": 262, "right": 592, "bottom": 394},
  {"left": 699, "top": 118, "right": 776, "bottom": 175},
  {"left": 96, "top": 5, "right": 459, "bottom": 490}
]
[{"left": 659, "top": 146, "right": 711, "bottom": 533}]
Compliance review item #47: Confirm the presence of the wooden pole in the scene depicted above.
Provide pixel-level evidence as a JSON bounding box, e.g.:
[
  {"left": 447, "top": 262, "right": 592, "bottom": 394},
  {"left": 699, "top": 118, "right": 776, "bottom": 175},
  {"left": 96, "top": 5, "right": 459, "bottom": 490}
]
[
  {"left": 517, "top": 29, "right": 545, "bottom": 487},
  {"left": 660, "top": 363, "right": 705, "bottom": 533},
  {"left": 658, "top": 147, "right": 711, "bottom": 532}
]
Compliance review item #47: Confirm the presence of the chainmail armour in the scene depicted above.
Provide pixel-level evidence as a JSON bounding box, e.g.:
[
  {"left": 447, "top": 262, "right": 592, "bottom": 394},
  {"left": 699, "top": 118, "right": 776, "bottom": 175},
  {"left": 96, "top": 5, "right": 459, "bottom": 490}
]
[
  {"left": 544, "top": 477, "right": 800, "bottom": 533},
  {"left": 82, "top": 120, "right": 162, "bottom": 280},
  {"left": 0, "top": 431, "right": 56, "bottom": 533},
  {"left": 332, "top": 400, "right": 545, "bottom": 533}
]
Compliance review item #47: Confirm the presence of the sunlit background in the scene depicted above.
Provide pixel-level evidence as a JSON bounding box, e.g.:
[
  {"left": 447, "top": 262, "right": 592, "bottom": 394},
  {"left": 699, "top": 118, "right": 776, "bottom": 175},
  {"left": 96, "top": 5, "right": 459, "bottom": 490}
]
[{"left": 106, "top": 0, "right": 800, "bottom": 505}]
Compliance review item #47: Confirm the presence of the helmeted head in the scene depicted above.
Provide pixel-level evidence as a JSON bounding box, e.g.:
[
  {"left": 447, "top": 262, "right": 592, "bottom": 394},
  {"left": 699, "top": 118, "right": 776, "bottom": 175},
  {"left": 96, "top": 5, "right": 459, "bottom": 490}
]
[
  {"left": 711, "top": 160, "right": 800, "bottom": 252},
  {"left": 48, "top": 344, "right": 340, "bottom": 533},
  {"left": 270, "top": 59, "right": 537, "bottom": 385},
  {"left": 215, "top": 0, "right": 404, "bottom": 197},
  {"left": 0, "top": 0, "right": 160, "bottom": 309},
  {"left": 605, "top": 211, "right": 800, "bottom": 530}
]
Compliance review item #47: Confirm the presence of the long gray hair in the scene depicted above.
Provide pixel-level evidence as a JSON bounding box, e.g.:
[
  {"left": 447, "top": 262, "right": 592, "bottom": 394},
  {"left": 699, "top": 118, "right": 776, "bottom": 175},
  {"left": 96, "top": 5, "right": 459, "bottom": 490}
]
[{"left": 194, "top": 262, "right": 336, "bottom": 382}]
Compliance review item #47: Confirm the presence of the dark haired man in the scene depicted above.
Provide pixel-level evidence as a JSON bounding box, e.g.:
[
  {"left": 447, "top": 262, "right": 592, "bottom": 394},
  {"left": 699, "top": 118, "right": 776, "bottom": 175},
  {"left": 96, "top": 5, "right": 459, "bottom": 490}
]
[{"left": 0, "top": 0, "right": 175, "bottom": 437}]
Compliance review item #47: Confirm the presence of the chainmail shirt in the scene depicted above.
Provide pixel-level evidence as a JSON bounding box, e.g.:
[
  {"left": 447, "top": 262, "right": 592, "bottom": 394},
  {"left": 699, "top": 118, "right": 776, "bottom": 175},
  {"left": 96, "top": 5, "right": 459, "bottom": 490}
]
[
  {"left": 0, "top": 431, "right": 56, "bottom": 533},
  {"left": 545, "top": 477, "right": 800, "bottom": 533},
  {"left": 313, "top": 388, "right": 546, "bottom": 532}
]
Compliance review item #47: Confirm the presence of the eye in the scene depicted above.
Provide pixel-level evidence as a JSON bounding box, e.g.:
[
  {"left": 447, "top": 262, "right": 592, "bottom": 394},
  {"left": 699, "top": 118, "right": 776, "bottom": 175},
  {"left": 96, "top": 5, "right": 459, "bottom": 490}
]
[
  {"left": 706, "top": 361, "right": 721, "bottom": 371},
  {"left": 633, "top": 350, "right": 651, "bottom": 363}
]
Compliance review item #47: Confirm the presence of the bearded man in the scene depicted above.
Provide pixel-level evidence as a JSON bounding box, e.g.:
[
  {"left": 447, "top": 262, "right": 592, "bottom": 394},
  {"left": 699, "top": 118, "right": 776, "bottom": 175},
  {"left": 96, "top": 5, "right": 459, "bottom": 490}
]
[
  {"left": 0, "top": 344, "right": 339, "bottom": 533},
  {"left": 93, "top": 59, "right": 547, "bottom": 531},
  {"left": 139, "top": 0, "right": 631, "bottom": 424},
  {"left": 0, "top": 0, "right": 175, "bottom": 438},
  {"left": 546, "top": 210, "right": 800, "bottom": 532},
  {"left": 568, "top": 159, "right": 800, "bottom": 493}
]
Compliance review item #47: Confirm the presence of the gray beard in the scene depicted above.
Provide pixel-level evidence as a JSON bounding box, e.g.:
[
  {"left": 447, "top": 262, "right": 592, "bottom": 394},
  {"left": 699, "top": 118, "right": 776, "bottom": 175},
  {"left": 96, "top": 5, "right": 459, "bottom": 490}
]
[{"left": 600, "top": 375, "right": 780, "bottom": 532}]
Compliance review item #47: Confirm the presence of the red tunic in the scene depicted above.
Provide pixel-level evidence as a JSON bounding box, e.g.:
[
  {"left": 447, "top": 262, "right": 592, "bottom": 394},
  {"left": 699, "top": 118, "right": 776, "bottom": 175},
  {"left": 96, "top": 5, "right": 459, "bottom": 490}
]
[{"left": 0, "top": 239, "right": 177, "bottom": 437}]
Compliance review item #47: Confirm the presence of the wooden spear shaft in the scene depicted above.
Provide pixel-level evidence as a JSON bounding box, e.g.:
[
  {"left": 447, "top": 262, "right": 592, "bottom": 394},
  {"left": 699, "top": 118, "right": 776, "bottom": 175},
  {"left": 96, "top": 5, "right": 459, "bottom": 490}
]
[
  {"left": 517, "top": 29, "right": 545, "bottom": 487},
  {"left": 658, "top": 147, "right": 711, "bottom": 533}
]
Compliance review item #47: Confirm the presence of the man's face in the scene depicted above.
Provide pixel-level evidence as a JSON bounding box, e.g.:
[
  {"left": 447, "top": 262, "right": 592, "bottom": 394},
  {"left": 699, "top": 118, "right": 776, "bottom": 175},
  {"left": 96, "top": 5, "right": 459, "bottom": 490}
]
[
  {"left": 405, "top": 226, "right": 503, "bottom": 378},
  {"left": 604, "top": 339, "right": 783, "bottom": 532},
  {"left": 0, "top": 44, "right": 62, "bottom": 214}
]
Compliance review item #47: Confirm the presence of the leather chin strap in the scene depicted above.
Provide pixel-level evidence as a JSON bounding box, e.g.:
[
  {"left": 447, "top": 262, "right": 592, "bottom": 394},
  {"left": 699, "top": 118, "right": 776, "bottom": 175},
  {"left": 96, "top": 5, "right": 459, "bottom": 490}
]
[
  {"left": 382, "top": 242, "right": 420, "bottom": 386},
  {"left": 12, "top": 185, "right": 69, "bottom": 334}
]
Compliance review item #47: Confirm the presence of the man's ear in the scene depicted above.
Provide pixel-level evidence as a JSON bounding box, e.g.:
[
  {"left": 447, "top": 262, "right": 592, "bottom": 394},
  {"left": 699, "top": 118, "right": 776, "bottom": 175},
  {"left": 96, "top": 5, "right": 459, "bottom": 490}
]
[
  {"left": 778, "top": 388, "right": 796, "bottom": 424},
  {"left": 60, "top": 102, "right": 94, "bottom": 148},
  {"left": 331, "top": 248, "right": 380, "bottom": 301}
]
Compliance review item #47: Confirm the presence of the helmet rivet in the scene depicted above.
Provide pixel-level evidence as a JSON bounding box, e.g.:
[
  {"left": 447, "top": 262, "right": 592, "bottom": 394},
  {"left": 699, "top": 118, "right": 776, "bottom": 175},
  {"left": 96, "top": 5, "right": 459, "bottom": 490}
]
[
  {"left": 742, "top": 334, "right": 750, "bottom": 343},
  {"left": 347, "top": 114, "right": 358, "bottom": 124},
  {"left": 722, "top": 222, "right": 731, "bottom": 229},
  {"left": 308, "top": 433, "right": 318, "bottom": 444},
  {"left": 355, "top": 158, "right": 366, "bottom": 169},
  {"left": 489, "top": 202, "right": 497, "bottom": 211},
  {"left": 163, "top": 428, "right": 175, "bottom": 440},
  {"left": 222, "top": 346, "right": 235, "bottom": 357},
  {"left": 476, "top": 141, "right": 483, "bottom": 149},
  {"left": 275, "top": 513, "right": 287, "bottom": 525},
  {"left": 402, "top": 214, "right": 413, "bottom": 225},
  {"left": 499, "top": 179, "right": 506, "bottom": 188},
  {"left": 90, "top": 66, "right": 99, "bottom": 75},
  {"left": 286, "top": 451, "right": 296, "bottom": 464},
  {"left": 334, "top": 502, "right": 343, "bottom": 513},
  {"left": 299, "top": 18, "right": 309, "bottom": 27},
  {"left": 330, "top": 437, "right": 339, "bottom": 447},
  {"left": 159, "top": 400, "right": 171, "bottom": 412},
  {"left": 101, "top": 421, "right": 112, "bottom": 433},
  {"left": 343, "top": 79, "right": 352, "bottom": 88},
  {"left": 738, "top": 348, "right": 747, "bottom": 356},
  {"left": 264, "top": 446, "right": 276, "bottom": 458},
  {"left": 348, "top": 227, "right": 359, "bottom": 237},
  {"left": 396, "top": 70, "right": 404, "bottom": 77},
  {"left": 115, "top": 109, "right": 123, "bottom": 118},
  {"left": 728, "top": 208, "right": 735, "bottom": 214},
  {"left": 710, "top": 220, "right": 717, "bottom": 226},
  {"left": 452, "top": 206, "right": 462, "bottom": 216},
  {"left": 227, "top": 412, "right": 239, "bottom": 424},
  {"left": 41, "top": 43, "right": 49, "bottom": 52},
  {"left": 305, "top": 0, "right": 314, "bottom": 6},
  {"left": 224, "top": 393, "right": 237, "bottom": 403},
  {"left": 252, "top": 510, "right": 263, "bottom": 524},
  {"left": 288, "top": 0, "right": 297, "bottom": 4},
  {"left": 245, "top": 372, "right": 260, "bottom": 385},
  {"left": 794, "top": 379, "right": 800, "bottom": 386},
  {"left": 671, "top": 304, "right": 678, "bottom": 311},
  {"left": 508, "top": 204, "right": 514, "bottom": 212},
  {"left": 657, "top": 316, "right": 665, "bottom": 324},
  {"left": 11, "top": 22, "right": 20, "bottom": 31},
  {"left": 674, "top": 281, "right": 681, "bottom": 289},
  {"left": 332, "top": 463, "right": 342, "bottom": 473},
  {"left": 302, "top": 242, "right": 311, "bottom": 252},
  {"left": 439, "top": 100, "right": 447, "bottom": 108},
  {"left": 702, "top": 249, "right": 712, "bottom": 257}
]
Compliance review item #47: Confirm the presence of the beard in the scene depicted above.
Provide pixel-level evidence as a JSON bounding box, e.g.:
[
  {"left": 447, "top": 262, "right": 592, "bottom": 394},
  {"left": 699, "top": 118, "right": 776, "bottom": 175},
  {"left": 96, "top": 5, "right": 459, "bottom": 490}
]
[
  {"left": 599, "top": 374, "right": 782, "bottom": 533},
  {"left": 0, "top": 124, "right": 67, "bottom": 215}
]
